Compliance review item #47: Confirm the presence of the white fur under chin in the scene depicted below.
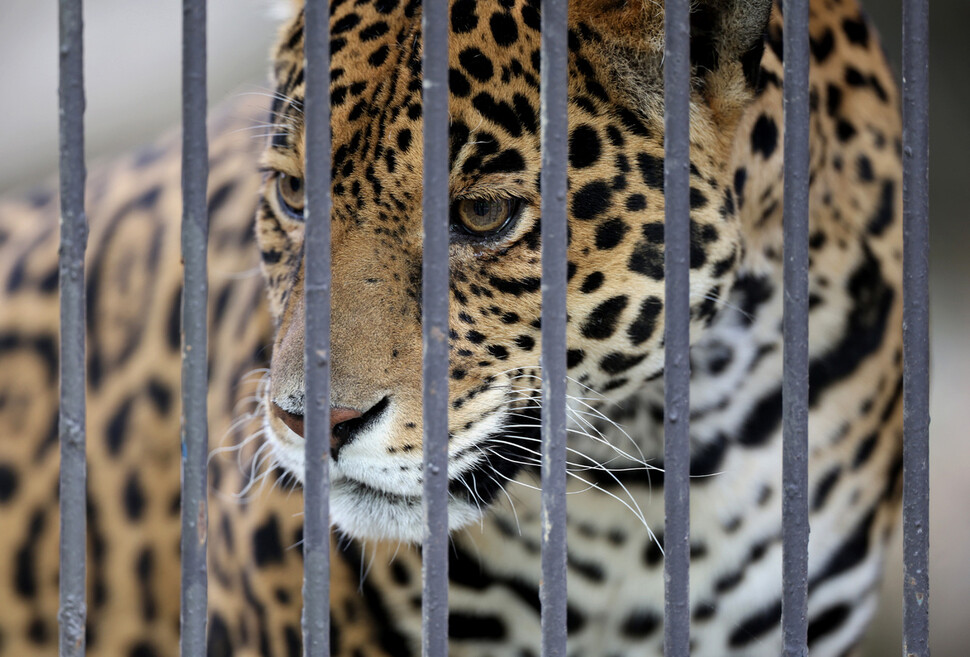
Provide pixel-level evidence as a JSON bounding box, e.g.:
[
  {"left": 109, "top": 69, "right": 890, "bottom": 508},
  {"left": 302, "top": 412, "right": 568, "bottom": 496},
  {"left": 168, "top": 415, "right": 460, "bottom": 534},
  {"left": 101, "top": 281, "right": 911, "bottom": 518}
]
[
  {"left": 263, "top": 418, "right": 483, "bottom": 542},
  {"left": 328, "top": 480, "right": 483, "bottom": 543}
]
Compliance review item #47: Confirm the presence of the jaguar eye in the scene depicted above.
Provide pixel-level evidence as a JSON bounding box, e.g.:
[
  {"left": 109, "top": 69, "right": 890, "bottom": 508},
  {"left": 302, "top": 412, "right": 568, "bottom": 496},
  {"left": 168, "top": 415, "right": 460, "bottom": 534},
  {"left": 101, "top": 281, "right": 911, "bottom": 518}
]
[
  {"left": 452, "top": 197, "right": 522, "bottom": 236},
  {"left": 276, "top": 173, "right": 305, "bottom": 220}
]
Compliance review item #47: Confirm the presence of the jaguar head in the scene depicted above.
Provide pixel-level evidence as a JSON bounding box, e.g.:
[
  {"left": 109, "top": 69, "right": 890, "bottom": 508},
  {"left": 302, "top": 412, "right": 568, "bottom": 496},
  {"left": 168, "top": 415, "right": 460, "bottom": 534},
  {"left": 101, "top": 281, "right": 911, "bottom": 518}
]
[{"left": 256, "top": 0, "right": 772, "bottom": 541}]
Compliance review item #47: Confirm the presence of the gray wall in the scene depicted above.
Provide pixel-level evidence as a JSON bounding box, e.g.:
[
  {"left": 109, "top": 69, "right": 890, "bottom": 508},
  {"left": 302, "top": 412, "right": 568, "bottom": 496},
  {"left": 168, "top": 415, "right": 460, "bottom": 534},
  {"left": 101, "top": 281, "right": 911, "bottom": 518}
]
[
  {"left": 0, "top": 1, "right": 966, "bottom": 654},
  {"left": 0, "top": 0, "right": 278, "bottom": 192}
]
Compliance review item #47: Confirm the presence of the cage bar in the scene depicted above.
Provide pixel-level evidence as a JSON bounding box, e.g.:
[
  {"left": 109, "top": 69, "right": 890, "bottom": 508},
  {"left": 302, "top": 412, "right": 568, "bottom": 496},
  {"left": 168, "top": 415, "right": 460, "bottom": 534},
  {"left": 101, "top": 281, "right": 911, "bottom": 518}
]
[
  {"left": 901, "top": 0, "right": 931, "bottom": 655},
  {"left": 781, "top": 1, "right": 812, "bottom": 655},
  {"left": 57, "top": 1, "right": 88, "bottom": 655},
  {"left": 662, "top": 1, "right": 691, "bottom": 655},
  {"left": 302, "top": 0, "right": 333, "bottom": 655},
  {"left": 421, "top": 0, "right": 450, "bottom": 654},
  {"left": 539, "top": 0, "right": 569, "bottom": 655},
  {"left": 179, "top": 0, "right": 210, "bottom": 654}
]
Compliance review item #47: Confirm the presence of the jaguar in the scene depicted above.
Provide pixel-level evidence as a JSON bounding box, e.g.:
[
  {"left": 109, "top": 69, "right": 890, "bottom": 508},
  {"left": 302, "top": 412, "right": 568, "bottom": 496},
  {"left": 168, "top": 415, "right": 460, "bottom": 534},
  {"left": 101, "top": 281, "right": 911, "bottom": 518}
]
[{"left": 0, "top": 0, "right": 904, "bottom": 655}]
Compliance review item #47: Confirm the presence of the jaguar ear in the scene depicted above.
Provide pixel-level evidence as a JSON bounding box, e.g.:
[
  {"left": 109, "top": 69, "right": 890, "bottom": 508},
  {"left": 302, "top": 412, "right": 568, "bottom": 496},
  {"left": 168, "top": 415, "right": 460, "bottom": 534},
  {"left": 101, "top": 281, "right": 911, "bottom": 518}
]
[
  {"left": 689, "top": 0, "right": 774, "bottom": 91},
  {"left": 574, "top": 0, "right": 772, "bottom": 83},
  {"left": 570, "top": 0, "right": 773, "bottom": 122}
]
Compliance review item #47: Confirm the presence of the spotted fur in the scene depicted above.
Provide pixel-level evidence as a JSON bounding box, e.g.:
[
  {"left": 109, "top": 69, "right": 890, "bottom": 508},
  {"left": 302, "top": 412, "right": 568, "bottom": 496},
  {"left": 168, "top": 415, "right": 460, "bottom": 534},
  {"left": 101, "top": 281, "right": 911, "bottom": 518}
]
[{"left": 0, "top": 0, "right": 903, "bottom": 655}]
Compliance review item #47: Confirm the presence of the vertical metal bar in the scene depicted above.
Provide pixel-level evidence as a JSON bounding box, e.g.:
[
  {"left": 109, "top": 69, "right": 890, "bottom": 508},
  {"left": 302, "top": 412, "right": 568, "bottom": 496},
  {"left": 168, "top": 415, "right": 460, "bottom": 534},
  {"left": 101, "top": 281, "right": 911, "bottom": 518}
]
[
  {"left": 180, "top": 0, "right": 209, "bottom": 654},
  {"left": 57, "top": 1, "right": 88, "bottom": 655},
  {"left": 662, "top": 1, "right": 690, "bottom": 655},
  {"left": 902, "top": 0, "right": 930, "bottom": 654},
  {"left": 421, "top": 0, "right": 449, "bottom": 654},
  {"left": 781, "top": 1, "right": 811, "bottom": 655},
  {"left": 539, "top": 0, "right": 569, "bottom": 655},
  {"left": 303, "top": 0, "right": 333, "bottom": 654}
]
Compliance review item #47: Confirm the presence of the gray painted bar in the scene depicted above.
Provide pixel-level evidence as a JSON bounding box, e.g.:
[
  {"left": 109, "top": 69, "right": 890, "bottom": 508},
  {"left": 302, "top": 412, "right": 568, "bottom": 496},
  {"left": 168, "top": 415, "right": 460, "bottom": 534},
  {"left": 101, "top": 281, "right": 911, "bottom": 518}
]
[
  {"left": 781, "top": 0, "right": 811, "bottom": 655},
  {"left": 57, "top": 1, "right": 88, "bottom": 655},
  {"left": 539, "top": 0, "right": 569, "bottom": 654},
  {"left": 902, "top": 0, "right": 931, "bottom": 655},
  {"left": 421, "top": 1, "right": 450, "bottom": 655},
  {"left": 662, "top": 1, "right": 691, "bottom": 655},
  {"left": 302, "top": 0, "right": 333, "bottom": 655},
  {"left": 180, "top": 0, "right": 210, "bottom": 654}
]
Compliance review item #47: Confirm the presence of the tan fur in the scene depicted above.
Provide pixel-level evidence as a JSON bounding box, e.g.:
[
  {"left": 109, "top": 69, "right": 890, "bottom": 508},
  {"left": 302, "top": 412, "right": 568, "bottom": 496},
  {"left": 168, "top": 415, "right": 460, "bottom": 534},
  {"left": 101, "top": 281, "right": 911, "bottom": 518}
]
[{"left": 0, "top": 0, "right": 903, "bottom": 655}]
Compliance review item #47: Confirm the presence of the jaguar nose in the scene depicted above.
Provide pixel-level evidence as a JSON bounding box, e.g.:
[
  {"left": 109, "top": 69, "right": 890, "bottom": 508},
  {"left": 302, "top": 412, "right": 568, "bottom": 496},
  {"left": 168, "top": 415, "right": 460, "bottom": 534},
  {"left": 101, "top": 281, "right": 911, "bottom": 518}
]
[
  {"left": 272, "top": 403, "right": 360, "bottom": 442},
  {"left": 271, "top": 398, "right": 389, "bottom": 460}
]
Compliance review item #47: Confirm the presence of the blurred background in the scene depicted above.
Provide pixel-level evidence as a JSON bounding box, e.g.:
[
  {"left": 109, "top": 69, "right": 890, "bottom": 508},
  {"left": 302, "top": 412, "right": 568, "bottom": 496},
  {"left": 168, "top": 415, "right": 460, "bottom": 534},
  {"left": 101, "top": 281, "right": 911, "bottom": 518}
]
[{"left": 0, "top": 0, "right": 965, "bottom": 654}]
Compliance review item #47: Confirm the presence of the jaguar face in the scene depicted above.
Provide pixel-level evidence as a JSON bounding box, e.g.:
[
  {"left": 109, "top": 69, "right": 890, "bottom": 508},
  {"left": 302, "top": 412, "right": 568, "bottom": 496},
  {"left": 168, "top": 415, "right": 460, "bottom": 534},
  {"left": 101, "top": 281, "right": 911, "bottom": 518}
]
[{"left": 255, "top": 0, "right": 771, "bottom": 541}]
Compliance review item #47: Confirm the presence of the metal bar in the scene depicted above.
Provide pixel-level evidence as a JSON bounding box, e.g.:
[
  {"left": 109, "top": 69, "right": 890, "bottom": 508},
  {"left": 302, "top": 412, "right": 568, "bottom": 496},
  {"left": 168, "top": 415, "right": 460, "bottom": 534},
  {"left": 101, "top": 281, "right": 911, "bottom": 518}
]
[
  {"left": 302, "top": 0, "right": 333, "bottom": 654},
  {"left": 662, "top": 1, "right": 691, "bottom": 655},
  {"left": 180, "top": 0, "right": 209, "bottom": 654},
  {"left": 539, "top": 0, "right": 569, "bottom": 654},
  {"left": 781, "top": 0, "right": 812, "bottom": 655},
  {"left": 57, "top": 1, "right": 88, "bottom": 655},
  {"left": 901, "top": 0, "right": 930, "bottom": 654},
  {"left": 421, "top": 0, "right": 450, "bottom": 654}
]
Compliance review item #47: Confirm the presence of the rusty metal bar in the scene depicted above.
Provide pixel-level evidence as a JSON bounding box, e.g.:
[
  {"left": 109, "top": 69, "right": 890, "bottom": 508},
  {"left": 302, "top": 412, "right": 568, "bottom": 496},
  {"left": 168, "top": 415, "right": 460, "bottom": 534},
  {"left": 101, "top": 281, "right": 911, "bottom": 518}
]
[
  {"left": 302, "top": 0, "right": 333, "bottom": 655},
  {"left": 662, "top": 1, "right": 691, "bottom": 655},
  {"left": 421, "top": 1, "right": 450, "bottom": 654},
  {"left": 57, "top": 0, "right": 88, "bottom": 654},
  {"left": 902, "top": 0, "right": 931, "bottom": 654},
  {"left": 781, "top": 0, "right": 812, "bottom": 655},
  {"left": 539, "top": 0, "right": 569, "bottom": 654},
  {"left": 179, "top": 0, "right": 210, "bottom": 654}
]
